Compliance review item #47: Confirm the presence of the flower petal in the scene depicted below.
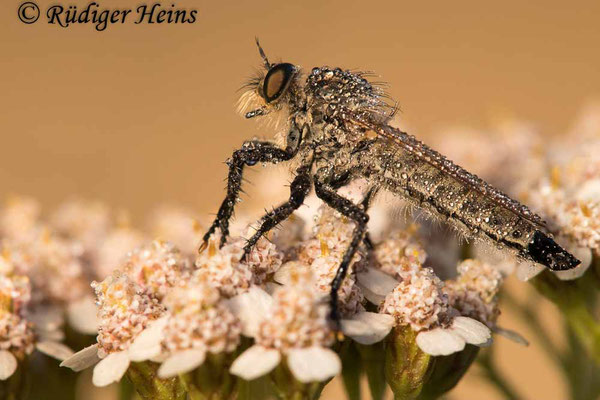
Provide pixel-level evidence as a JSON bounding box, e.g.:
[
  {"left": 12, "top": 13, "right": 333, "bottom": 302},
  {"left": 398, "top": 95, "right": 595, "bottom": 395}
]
[
  {"left": 67, "top": 296, "right": 99, "bottom": 335},
  {"left": 60, "top": 344, "right": 101, "bottom": 372},
  {"left": 356, "top": 267, "right": 398, "bottom": 296},
  {"left": 36, "top": 341, "right": 74, "bottom": 361},
  {"left": 264, "top": 282, "right": 281, "bottom": 295},
  {"left": 448, "top": 316, "right": 491, "bottom": 346},
  {"left": 157, "top": 348, "right": 206, "bottom": 379},
  {"left": 229, "top": 345, "right": 281, "bottom": 381},
  {"left": 92, "top": 351, "right": 130, "bottom": 387},
  {"left": 128, "top": 316, "right": 168, "bottom": 362},
  {"left": 341, "top": 312, "right": 395, "bottom": 345},
  {"left": 555, "top": 244, "right": 592, "bottom": 281},
  {"left": 358, "top": 285, "right": 386, "bottom": 306},
  {"left": 225, "top": 287, "right": 272, "bottom": 337},
  {"left": 493, "top": 326, "right": 529, "bottom": 346},
  {"left": 515, "top": 262, "right": 545, "bottom": 281},
  {"left": 0, "top": 350, "right": 17, "bottom": 380},
  {"left": 416, "top": 327, "right": 465, "bottom": 356},
  {"left": 287, "top": 347, "right": 341, "bottom": 383}
]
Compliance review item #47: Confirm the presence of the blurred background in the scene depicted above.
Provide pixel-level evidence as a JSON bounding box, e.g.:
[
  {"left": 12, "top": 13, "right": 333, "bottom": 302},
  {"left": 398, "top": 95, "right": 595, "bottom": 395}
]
[{"left": 2, "top": 0, "right": 599, "bottom": 398}]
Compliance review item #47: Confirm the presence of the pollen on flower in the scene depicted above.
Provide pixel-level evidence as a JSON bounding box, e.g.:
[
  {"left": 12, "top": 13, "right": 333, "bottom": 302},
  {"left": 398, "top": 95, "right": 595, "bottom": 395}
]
[
  {"left": 0, "top": 272, "right": 35, "bottom": 360},
  {"left": 380, "top": 267, "right": 450, "bottom": 331},
  {"left": 295, "top": 205, "right": 361, "bottom": 266},
  {"left": 374, "top": 229, "right": 426, "bottom": 280},
  {"left": 0, "top": 312, "right": 35, "bottom": 360},
  {"left": 123, "top": 240, "right": 193, "bottom": 300},
  {"left": 0, "top": 273, "right": 31, "bottom": 315},
  {"left": 444, "top": 259, "right": 502, "bottom": 327},
  {"left": 195, "top": 237, "right": 254, "bottom": 297},
  {"left": 242, "top": 233, "right": 283, "bottom": 284},
  {"left": 311, "top": 257, "right": 364, "bottom": 317},
  {"left": 50, "top": 199, "right": 112, "bottom": 255},
  {"left": 92, "top": 271, "right": 164, "bottom": 358},
  {"left": 290, "top": 205, "right": 365, "bottom": 316},
  {"left": 24, "top": 230, "right": 87, "bottom": 305},
  {"left": 255, "top": 283, "right": 335, "bottom": 352},
  {"left": 161, "top": 275, "right": 241, "bottom": 354},
  {"left": 531, "top": 179, "right": 600, "bottom": 254}
]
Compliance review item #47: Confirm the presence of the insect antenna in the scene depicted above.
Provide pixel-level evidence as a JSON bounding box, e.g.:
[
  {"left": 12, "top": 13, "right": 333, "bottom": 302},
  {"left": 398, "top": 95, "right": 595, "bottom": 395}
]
[{"left": 255, "top": 37, "right": 271, "bottom": 69}]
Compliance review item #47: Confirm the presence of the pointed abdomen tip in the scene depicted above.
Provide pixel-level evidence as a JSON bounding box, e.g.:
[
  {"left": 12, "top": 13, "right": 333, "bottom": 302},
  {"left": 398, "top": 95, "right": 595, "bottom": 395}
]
[{"left": 527, "top": 230, "right": 581, "bottom": 271}]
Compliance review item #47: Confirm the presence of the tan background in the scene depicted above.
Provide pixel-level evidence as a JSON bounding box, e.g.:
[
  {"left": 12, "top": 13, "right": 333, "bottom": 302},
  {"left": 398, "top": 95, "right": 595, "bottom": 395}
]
[{"left": 2, "top": 0, "right": 599, "bottom": 398}]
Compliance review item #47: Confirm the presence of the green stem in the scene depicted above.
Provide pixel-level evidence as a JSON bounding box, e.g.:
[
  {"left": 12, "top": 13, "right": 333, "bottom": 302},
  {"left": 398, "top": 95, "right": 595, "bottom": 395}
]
[
  {"left": 531, "top": 271, "right": 600, "bottom": 365},
  {"left": 340, "top": 341, "right": 362, "bottom": 400},
  {"left": 271, "top": 361, "right": 329, "bottom": 400},
  {"left": 126, "top": 361, "right": 186, "bottom": 400}
]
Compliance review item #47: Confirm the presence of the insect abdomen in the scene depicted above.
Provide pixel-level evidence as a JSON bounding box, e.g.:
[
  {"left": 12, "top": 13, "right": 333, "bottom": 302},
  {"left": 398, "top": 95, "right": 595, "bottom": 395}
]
[{"left": 359, "top": 140, "right": 579, "bottom": 270}]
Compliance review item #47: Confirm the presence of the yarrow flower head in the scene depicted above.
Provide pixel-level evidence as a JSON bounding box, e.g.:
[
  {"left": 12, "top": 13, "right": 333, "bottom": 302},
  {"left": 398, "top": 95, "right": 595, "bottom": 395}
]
[
  {"left": 195, "top": 238, "right": 254, "bottom": 297},
  {"left": 381, "top": 267, "right": 450, "bottom": 332},
  {"left": 358, "top": 260, "right": 491, "bottom": 356},
  {"left": 149, "top": 274, "right": 242, "bottom": 378},
  {"left": 6, "top": 229, "right": 88, "bottom": 306},
  {"left": 444, "top": 259, "right": 502, "bottom": 328},
  {"left": 50, "top": 198, "right": 112, "bottom": 258},
  {"left": 277, "top": 205, "right": 366, "bottom": 317},
  {"left": 196, "top": 232, "right": 283, "bottom": 297},
  {"left": 374, "top": 228, "right": 427, "bottom": 280},
  {"left": 0, "top": 271, "right": 74, "bottom": 381},
  {"left": 256, "top": 281, "right": 334, "bottom": 352},
  {"left": 62, "top": 270, "right": 165, "bottom": 387},
  {"left": 93, "top": 271, "right": 164, "bottom": 358},
  {"left": 123, "top": 240, "right": 193, "bottom": 300},
  {"left": 228, "top": 277, "right": 341, "bottom": 383}
]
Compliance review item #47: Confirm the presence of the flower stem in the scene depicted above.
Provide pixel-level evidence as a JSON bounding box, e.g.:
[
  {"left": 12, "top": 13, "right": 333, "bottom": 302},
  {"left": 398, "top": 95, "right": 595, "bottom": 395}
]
[
  {"left": 531, "top": 271, "right": 600, "bottom": 365},
  {"left": 340, "top": 341, "right": 362, "bottom": 400},
  {"left": 126, "top": 361, "right": 186, "bottom": 400},
  {"left": 271, "top": 362, "right": 329, "bottom": 400},
  {"left": 357, "top": 342, "right": 387, "bottom": 400},
  {"left": 384, "top": 326, "right": 434, "bottom": 400}
]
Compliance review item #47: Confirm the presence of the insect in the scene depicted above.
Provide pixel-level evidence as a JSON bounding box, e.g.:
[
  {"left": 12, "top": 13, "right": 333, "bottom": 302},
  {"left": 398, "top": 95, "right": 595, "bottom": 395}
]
[{"left": 201, "top": 39, "right": 580, "bottom": 324}]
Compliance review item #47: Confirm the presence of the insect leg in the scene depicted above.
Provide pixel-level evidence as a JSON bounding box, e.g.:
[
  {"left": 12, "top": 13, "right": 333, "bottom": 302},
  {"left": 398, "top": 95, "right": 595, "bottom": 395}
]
[
  {"left": 242, "top": 164, "right": 312, "bottom": 259},
  {"left": 360, "top": 187, "right": 377, "bottom": 250},
  {"left": 314, "top": 179, "right": 370, "bottom": 326},
  {"left": 201, "top": 140, "right": 295, "bottom": 250}
]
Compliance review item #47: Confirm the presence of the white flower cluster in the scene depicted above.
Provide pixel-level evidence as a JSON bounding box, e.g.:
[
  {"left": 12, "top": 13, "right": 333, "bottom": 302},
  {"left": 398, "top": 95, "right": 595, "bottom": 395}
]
[
  {"left": 123, "top": 240, "right": 192, "bottom": 300},
  {"left": 444, "top": 259, "right": 502, "bottom": 328},
  {"left": 0, "top": 260, "right": 73, "bottom": 380},
  {"left": 161, "top": 275, "right": 241, "bottom": 355},
  {"left": 92, "top": 272, "right": 164, "bottom": 358},
  {"left": 380, "top": 267, "right": 450, "bottom": 332}
]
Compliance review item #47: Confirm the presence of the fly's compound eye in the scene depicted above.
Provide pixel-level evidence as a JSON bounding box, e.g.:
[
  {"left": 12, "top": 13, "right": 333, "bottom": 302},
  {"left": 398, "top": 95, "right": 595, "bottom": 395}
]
[{"left": 261, "top": 63, "right": 296, "bottom": 103}]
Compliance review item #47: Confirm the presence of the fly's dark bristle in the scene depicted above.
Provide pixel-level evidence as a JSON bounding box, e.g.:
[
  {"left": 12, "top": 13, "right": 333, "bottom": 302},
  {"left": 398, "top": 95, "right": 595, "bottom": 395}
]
[{"left": 528, "top": 230, "right": 581, "bottom": 271}]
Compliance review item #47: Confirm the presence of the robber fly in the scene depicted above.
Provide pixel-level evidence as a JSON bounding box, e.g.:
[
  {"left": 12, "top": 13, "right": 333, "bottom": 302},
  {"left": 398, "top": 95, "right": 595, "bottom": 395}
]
[{"left": 201, "top": 39, "right": 580, "bottom": 323}]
